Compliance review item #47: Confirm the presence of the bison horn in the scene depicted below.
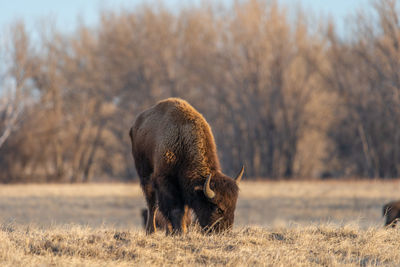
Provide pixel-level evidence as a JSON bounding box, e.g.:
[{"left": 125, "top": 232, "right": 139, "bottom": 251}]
[
  {"left": 203, "top": 174, "right": 215, "bottom": 199},
  {"left": 235, "top": 166, "right": 244, "bottom": 183}
]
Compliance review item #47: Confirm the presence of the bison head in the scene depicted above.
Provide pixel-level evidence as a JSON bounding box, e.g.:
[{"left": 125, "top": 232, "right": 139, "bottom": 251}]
[{"left": 195, "top": 166, "right": 244, "bottom": 233}]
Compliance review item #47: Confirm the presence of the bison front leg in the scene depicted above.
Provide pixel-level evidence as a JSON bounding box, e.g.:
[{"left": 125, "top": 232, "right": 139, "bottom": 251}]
[
  {"left": 168, "top": 208, "right": 187, "bottom": 235},
  {"left": 161, "top": 207, "right": 187, "bottom": 235},
  {"left": 155, "top": 179, "right": 186, "bottom": 235},
  {"left": 181, "top": 205, "right": 190, "bottom": 233}
]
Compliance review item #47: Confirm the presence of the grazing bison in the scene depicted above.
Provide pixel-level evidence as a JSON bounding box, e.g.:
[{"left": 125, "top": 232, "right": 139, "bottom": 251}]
[
  {"left": 383, "top": 201, "right": 400, "bottom": 227},
  {"left": 130, "top": 98, "right": 243, "bottom": 234},
  {"left": 140, "top": 207, "right": 192, "bottom": 230}
]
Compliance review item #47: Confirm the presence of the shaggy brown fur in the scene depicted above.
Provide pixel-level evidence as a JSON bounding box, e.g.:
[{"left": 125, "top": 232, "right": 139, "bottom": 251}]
[
  {"left": 130, "top": 98, "right": 243, "bottom": 234},
  {"left": 383, "top": 201, "right": 400, "bottom": 227}
]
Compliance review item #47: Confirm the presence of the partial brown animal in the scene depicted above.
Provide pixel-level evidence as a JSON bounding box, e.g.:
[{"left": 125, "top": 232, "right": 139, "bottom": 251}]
[
  {"left": 130, "top": 98, "right": 244, "bottom": 234},
  {"left": 383, "top": 201, "right": 400, "bottom": 227},
  {"left": 141, "top": 207, "right": 192, "bottom": 230}
]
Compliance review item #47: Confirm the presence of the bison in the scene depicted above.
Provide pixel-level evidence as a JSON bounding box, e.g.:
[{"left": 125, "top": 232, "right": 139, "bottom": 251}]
[
  {"left": 130, "top": 98, "right": 243, "bottom": 234},
  {"left": 140, "top": 207, "right": 192, "bottom": 230},
  {"left": 383, "top": 201, "right": 400, "bottom": 227}
]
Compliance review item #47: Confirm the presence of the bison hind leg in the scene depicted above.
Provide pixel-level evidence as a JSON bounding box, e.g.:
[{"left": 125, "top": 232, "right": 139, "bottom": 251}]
[
  {"left": 142, "top": 182, "right": 157, "bottom": 234},
  {"left": 133, "top": 153, "right": 156, "bottom": 234}
]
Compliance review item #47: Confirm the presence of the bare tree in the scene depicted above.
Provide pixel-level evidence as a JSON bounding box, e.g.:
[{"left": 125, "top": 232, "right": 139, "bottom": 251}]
[
  {"left": 323, "top": 0, "right": 400, "bottom": 178},
  {"left": 0, "top": 22, "right": 33, "bottom": 149},
  {"left": 2, "top": 0, "right": 399, "bottom": 182}
]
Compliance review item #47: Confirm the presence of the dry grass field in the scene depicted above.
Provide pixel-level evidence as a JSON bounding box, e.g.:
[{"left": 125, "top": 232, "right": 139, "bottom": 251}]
[{"left": 0, "top": 180, "right": 399, "bottom": 266}]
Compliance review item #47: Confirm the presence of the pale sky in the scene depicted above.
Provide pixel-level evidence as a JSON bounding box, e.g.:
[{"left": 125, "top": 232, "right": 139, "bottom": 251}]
[{"left": 0, "top": 0, "right": 366, "bottom": 35}]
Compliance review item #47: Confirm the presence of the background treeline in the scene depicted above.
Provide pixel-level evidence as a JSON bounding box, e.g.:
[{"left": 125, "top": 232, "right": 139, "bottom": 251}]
[{"left": 0, "top": 0, "right": 399, "bottom": 182}]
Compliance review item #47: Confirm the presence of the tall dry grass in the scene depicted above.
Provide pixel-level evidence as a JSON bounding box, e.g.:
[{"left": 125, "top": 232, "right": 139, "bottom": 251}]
[
  {"left": 0, "top": 224, "right": 399, "bottom": 266},
  {"left": 0, "top": 181, "right": 399, "bottom": 266}
]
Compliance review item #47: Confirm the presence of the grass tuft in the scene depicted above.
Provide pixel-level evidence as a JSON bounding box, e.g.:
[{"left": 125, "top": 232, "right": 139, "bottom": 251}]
[{"left": 0, "top": 224, "right": 399, "bottom": 266}]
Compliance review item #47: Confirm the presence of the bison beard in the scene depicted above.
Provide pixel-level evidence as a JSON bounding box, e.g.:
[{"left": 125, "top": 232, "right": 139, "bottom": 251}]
[
  {"left": 383, "top": 201, "right": 400, "bottom": 228},
  {"left": 130, "top": 98, "right": 243, "bottom": 235}
]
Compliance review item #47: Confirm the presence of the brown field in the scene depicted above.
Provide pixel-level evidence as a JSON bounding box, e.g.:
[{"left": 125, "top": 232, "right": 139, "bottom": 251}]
[{"left": 0, "top": 180, "right": 399, "bottom": 266}]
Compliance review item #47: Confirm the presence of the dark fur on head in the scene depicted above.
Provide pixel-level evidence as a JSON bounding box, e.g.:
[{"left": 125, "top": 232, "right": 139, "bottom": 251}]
[{"left": 130, "top": 98, "right": 243, "bottom": 234}]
